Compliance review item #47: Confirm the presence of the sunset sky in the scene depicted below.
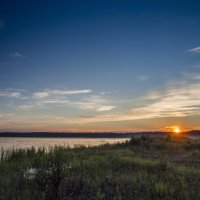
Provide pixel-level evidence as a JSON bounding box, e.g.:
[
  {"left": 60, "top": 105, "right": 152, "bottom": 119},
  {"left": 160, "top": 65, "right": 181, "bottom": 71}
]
[{"left": 1, "top": 0, "right": 200, "bottom": 132}]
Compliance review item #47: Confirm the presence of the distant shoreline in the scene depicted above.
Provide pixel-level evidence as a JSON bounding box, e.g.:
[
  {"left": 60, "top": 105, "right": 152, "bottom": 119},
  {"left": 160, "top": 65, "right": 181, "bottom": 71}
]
[
  {"left": 0, "top": 131, "right": 199, "bottom": 138},
  {"left": 0, "top": 132, "right": 166, "bottom": 138}
]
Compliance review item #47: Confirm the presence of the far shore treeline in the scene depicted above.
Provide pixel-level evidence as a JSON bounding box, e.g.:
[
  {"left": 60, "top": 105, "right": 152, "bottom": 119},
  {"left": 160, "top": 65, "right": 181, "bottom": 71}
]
[{"left": 0, "top": 131, "right": 200, "bottom": 138}]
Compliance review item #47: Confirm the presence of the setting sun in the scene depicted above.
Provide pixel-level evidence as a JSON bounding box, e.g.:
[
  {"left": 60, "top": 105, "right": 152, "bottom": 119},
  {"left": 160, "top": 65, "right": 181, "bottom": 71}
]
[{"left": 174, "top": 127, "right": 181, "bottom": 134}]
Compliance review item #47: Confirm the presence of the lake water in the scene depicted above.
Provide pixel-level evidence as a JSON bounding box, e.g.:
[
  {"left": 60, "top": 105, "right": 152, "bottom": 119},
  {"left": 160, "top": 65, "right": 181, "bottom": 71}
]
[{"left": 0, "top": 137, "right": 129, "bottom": 150}]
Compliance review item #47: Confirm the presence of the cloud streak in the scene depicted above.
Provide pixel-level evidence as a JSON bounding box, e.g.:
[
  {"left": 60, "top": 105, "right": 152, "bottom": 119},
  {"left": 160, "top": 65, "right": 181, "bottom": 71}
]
[
  {"left": 9, "top": 88, "right": 115, "bottom": 112},
  {"left": 10, "top": 52, "right": 25, "bottom": 58},
  {"left": 0, "top": 89, "right": 21, "bottom": 98},
  {"left": 1, "top": 74, "right": 200, "bottom": 131},
  {"left": 3, "top": 72, "right": 200, "bottom": 127},
  {"left": 71, "top": 95, "right": 116, "bottom": 112},
  {"left": 33, "top": 92, "right": 49, "bottom": 99},
  {"left": 137, "top": 75, "right": 149, "bottom": 81},
  {"left": 187, "top": 46, "right": 200, "bottom": 54},
  {"left": 97, "top": 106, "right": 116, "bottom": 112},
  {"left": 32, "top": 89, "right": 92, "bottom": 99},
  {"left": 69, "top": 73, "right": 200, "bottom": 123}
]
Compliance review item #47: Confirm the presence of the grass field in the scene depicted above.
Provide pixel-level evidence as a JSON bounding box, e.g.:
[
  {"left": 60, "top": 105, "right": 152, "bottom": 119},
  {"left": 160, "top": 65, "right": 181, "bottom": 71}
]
[{"left": 0, "top": 135, "right": 200, "bottom": 200}]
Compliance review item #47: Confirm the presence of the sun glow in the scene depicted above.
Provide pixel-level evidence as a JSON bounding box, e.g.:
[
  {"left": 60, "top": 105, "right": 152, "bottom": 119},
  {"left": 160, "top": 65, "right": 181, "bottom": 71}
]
[{"left": 173, "top": 127, "right": 181, "bottom": 134}]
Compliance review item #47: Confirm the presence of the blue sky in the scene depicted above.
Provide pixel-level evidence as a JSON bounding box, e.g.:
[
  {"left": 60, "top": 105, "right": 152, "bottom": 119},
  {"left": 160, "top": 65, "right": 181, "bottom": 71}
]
[{"left": 1, "top": 0, "right": 200, "bottom": 132}]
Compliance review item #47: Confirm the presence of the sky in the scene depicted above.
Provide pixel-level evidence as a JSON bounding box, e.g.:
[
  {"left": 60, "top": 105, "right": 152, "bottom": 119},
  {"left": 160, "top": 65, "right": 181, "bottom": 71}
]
[{"left": 1, "top": 0, "right": 200, "bottom": 132}]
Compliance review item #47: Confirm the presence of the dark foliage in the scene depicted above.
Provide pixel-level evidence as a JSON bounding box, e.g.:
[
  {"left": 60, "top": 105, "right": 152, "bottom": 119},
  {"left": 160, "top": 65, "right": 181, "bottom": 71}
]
[{"left": 0, "top": 137, "right": 200, "bottom": 199}]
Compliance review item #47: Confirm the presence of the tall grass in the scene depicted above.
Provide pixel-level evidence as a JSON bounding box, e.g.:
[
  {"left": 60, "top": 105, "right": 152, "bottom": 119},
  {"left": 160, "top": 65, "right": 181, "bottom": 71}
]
[{"left": 0, "top": 137, "right": 200, "bottom": 199}]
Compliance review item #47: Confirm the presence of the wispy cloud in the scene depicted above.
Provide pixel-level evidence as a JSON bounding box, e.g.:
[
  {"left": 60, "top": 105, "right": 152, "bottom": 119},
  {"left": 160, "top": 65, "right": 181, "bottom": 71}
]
[
  {"left": 73, "top": 95, "right": 106, "bottom": 110},
  {"left": 32, "top": 89, "right": 92, "bottom": 99},
  {"left": 15, "top": 88, "right": 115, "bottom": 112},
  {"left": 0, "top": 89, "right": 21, "bottom": 98},
  {"left": 72, "top": 95, "right": 116, "bottom": 112},
  {"left": 97, "top": 106, "right": 116, "bottom": 112},
  {"left": 0, "top": 88, "right": 96, "bottom": 111},
  {"left": 33, "top": 92, "right": 49, "bottom": 99},
  {"left": 68, "top": 73, "right": 200, "bottom": 123},
  {"left": 137, "top": 75, "right": 149, "bottom": 81},
  {"left": 50, "top": 89, "right": 92, "bottom": 95},
  {"left": 187, "top": 46, "right": 200, "bottom": 54},
  {"left": 2, "top": 74, "right": 200, "bottom": 131},
  {"left": 10, "top": 52, "right": 25, "bottom": 58},
  {"left": 38, "top": 99, "right": 70, "bottom": 105}
]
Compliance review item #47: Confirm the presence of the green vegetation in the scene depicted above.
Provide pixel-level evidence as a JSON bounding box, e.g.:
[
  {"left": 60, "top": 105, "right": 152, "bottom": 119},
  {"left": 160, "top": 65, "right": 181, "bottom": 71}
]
[{"left": 1, "top": 135, "right": 200, "bottom": 200}]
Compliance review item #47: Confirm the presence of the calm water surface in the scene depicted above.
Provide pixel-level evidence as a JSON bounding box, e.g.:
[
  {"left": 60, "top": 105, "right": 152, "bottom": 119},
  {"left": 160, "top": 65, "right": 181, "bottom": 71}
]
[{"left": 0, "top": 137, "right": 129, "bottom": 150}]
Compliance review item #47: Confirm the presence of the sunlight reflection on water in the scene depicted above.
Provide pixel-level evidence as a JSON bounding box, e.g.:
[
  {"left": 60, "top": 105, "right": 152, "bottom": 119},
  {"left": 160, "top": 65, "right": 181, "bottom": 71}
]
[{"left": 0, "top": 137, "right": 129, "bottom": 150}]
